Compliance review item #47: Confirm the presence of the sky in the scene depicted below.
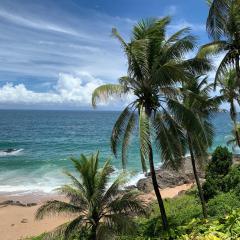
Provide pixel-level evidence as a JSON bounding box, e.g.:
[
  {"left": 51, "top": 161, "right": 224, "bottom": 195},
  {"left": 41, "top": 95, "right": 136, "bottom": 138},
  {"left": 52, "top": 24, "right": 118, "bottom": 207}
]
[{"left": 0, "top": 0, "right": 214, "bottom": 110}]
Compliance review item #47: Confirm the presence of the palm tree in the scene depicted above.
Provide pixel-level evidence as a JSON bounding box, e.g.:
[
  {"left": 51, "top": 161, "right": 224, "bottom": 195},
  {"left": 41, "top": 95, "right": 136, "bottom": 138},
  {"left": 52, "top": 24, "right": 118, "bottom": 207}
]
[
  {"left": 36, "top": 152, "right": 146, "bottom": 240},
  {"left": 218, "top": 70, "right": 240, "bottom": 146},
  {"left": 180, "top": 76, "right": 221, "bottom": 218},
  {"left": 227, "top": 122, "right": 240, "bottom": 150},
  {"left": 92, "top": 17, "right": 211, "bottom": 230},
  {"left": 198, "top": 0, "right": 240, "bottom": 86}
]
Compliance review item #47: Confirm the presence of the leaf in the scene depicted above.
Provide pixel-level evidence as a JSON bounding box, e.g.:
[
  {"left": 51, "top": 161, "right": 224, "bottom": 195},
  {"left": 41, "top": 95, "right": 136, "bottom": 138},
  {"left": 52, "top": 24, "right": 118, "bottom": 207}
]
[
  {"left": 92, "top": 84, "right": 124, "bottom": 108},
  {"left": 121, "top": 112, "right": 136, "bottom": 169},
  {"left": 111, "top": 106, "right": 131, "bottom": 157},
  {"left": 138, "top": 106, "right": 150, "bottom": 172}
]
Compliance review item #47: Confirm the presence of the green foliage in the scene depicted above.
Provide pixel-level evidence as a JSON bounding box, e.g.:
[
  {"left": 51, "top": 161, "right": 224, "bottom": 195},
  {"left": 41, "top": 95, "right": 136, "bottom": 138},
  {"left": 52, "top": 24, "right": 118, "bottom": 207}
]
[
  {"left": 177, "top": 209, "right": 240, "bottom": 239},
  {"left": 122, "top": 191, "right": 202, "bottom": 239},
  {"left": 202, "top": 177, "right": 219, "bottom": 201},
  {"left": 203, "top": 146, "right": 233, "bottom": 200},
  {"left": 207, "top": 146, "right": 232, "bottom": 177},
  {"left": 35, "top": 152, "right": 146, "bottom": 240},
  {"left": 92, "top": 17, "right": 212, "bottom": 170},
  {"left": 222, "top": 165, "right": 240, "bottom": 192},
  {"left": 207, "top": 191, "right": 240, "bottom": 217}
]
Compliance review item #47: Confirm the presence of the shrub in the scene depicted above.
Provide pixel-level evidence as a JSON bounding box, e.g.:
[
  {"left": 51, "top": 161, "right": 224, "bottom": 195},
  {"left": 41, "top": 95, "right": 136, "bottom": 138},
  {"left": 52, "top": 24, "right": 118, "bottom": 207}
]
[
  {"left": 138, "top": 191, "right": 202, "bottom": 239},
  {"left": 207, "top": 191, "right": 240, "bottom": 217},
  {"left": 203, "top": 146, "right": 233, "bottom": 200},
  {"left": 207, "top": 146, "right": 232, "bottom": 177},
  {"left": 177, "top": 210, "right": 240, "bottom": 240},
  {"left": 222, "top": 165, "right": 240, "bottom": 192},
  {"left": 202, "top": 177, "right": 219, "bottom": 201}
]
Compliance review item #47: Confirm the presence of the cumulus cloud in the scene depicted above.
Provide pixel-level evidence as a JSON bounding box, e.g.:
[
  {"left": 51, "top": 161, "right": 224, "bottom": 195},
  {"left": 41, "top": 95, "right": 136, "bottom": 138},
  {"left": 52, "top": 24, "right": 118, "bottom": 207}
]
[
  {"left": 0, "top": 72, "right": 103, "bottom": 106},
  {"left": 0, "top": 72, "right": 132, "bottom": 109}
]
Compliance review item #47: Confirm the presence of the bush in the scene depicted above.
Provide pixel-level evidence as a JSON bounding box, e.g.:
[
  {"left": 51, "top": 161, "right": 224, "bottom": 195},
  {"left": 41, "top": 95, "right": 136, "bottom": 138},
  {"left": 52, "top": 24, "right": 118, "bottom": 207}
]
[
  {"left": 177, "top": 210, "right": 240, "bottom": 239},
  {"left": 207, "top": 191, "right": 240, "bottom": 217},
  {"left": 137, "top": 191, "right": 202, "bottom": 239},
  {"left": 222, "top": 165, "right": 240, "bottom": 192},
  {"left": 203, "top": 146, "right": 233, "bottom": 200},
  {"left": 202, "top": 177, "right": 219, "bottom": 201},
  {"left": 207, "top": 146, "right": 232, "bottom": 177}
]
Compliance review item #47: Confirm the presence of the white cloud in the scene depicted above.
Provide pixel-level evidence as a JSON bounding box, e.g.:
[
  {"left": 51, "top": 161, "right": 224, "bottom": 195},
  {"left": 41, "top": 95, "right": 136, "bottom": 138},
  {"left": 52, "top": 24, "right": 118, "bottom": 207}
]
[
  {"left": 0, "top": 72, "right": 132, "bottom": 109},
  {"left": 0, "top": 72, "right": 102, "bottom": 106},
  {"left": 169, "top": 20, "right": 205, "bottom": 33},
  {"left": 0, "top": 9, "right": 79, "bottom": 36}
]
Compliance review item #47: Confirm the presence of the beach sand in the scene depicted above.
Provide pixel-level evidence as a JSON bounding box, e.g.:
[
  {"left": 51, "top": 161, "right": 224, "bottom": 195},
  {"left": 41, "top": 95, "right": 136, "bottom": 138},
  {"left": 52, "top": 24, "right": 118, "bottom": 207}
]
[{"left": 0, "top": 183, "right": 193, "bottom": 240}]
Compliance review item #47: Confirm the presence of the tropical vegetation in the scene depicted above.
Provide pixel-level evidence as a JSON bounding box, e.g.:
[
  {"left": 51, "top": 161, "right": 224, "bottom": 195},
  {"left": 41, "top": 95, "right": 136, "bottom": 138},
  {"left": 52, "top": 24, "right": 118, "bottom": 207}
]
[
  {"left": 29, "top": 0, "right": 240, "bottom": 239},
  {"left": 35, "top": 152, "right": 146, "bottom": 240},
  {"left": 92, "top": 17, "right": 212, "bottom": 229}
]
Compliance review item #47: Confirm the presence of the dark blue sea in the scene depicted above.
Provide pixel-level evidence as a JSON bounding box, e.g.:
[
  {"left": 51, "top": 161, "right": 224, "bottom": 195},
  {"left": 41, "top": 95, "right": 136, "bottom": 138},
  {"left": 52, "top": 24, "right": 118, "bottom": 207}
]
[{"left": 0, "top": 110, "right": 235, "bottom": 194}]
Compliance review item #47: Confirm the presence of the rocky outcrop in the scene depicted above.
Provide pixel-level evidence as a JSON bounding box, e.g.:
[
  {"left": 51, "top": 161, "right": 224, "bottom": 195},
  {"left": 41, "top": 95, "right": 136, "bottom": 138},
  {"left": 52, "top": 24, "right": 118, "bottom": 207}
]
[
  {"left": 136, "top": 156, "right": 205, "bottom": 193},
  {"left": 136, "top": 154, "right": 240, "bottom": 193},
  {"left": 0, "top": 200, "right": 37, "bottom": 207}
]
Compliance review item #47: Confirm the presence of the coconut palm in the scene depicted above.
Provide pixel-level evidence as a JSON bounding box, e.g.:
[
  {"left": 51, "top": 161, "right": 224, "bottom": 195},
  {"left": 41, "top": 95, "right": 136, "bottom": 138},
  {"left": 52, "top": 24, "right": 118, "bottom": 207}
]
[
  {"left": 180, "top": 76, "right": 221, "bottom": 218},
  {"left": 198, "top": 0, "right": 240, "bottom": 86},
  {"left": 36, "top": 152, "right": 146, "bottom": 240},
  {"left": 218, "top": 70, "right": 240, "bottom": 146},
  {"left": 92, "top": 17, "right": 211, "bottom": 230},
  {"left": 227, "top": 122, "right": 240, "bottom": 150}
]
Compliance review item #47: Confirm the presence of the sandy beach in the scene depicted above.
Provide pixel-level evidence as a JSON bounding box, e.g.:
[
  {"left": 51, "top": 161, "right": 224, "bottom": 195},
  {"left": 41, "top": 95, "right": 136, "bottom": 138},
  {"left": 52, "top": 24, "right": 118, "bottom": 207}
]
[{"left": 0, "top": 183, "right": 193, "bottom": 240}]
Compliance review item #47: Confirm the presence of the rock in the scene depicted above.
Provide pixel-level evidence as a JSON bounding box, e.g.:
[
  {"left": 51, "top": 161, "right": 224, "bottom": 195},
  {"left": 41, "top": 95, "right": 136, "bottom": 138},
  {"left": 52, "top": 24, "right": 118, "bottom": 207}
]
[
  {"left": 26, "top": 203, "right": 37, "bottom": 207},
  {"left": 0, "top": 200, "right": 37, "bottom": 207},
  {"left": 136, "top": 156, "right": 205, "bottom": 193},
  {"left": 124, "top": 185, "right": 137, "bottom": 191},
  {"left": 21, "top": 218, "right": 28, "bottom": 223}
]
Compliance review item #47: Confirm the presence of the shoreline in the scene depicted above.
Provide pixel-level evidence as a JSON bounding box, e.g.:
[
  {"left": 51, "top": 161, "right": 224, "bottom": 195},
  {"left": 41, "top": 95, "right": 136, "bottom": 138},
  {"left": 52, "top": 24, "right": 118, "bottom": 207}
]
[{"left": 0, "top": 183, "right": 194, "bottom": 240}]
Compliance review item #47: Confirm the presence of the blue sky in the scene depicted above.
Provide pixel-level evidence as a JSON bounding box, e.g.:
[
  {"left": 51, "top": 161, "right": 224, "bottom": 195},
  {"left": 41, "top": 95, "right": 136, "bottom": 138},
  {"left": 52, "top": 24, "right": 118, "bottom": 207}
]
[{"left": 0, "top": 0, "right": 213, "bottom": 109}]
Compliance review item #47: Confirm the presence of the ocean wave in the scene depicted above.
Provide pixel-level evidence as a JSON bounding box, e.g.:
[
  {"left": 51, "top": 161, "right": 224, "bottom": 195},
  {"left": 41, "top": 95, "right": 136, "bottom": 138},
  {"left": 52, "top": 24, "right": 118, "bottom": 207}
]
[
  {"left": 0, "top": 184, "right": 55, "bottom": 195},
  {"left": 0, "top": 149, "right": 23, "bottom": 157}
]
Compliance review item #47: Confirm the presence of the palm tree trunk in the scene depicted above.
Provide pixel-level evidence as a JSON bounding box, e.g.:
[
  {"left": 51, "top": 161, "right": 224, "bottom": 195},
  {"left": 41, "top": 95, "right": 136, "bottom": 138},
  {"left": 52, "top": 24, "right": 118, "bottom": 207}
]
[
  {"left": 230, "top": 101, "right": 240, "bottom": 147},
  {"left": 145, "top": 106, "right": 169, "bottom": 231},
  {"left": 234, "top": 121, "right": 240, "bottom": 147},
  {"left": 89, "top": 225, "right": 97, "bottom": 240},
  {"left": 187, "top": 133, "right": 207, "bottom": 219},
  {"left": 148, "top": 144, "right": 169, "bottom": 231},
  {"left": 235, "top": 53, "right": 240, "bottom": 88}
]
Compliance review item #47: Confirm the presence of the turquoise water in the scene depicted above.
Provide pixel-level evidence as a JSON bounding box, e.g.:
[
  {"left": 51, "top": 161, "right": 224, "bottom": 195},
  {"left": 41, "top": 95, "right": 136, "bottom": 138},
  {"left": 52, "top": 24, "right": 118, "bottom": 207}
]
[{"left": 0, "top": 110, "right": 235, "bottom": 194}]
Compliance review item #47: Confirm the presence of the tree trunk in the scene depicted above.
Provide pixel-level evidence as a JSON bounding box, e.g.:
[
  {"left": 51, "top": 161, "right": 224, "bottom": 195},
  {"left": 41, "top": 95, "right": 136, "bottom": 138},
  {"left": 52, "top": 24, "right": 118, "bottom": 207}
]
[
  {"left": 89, "top": 225, "right": 97, "bottom": 240},
  {"left": 187, "top": 133, "right": 207, "bottom": 219},
  {"left": 235, "top": 54, "right": 240, "bottom": 88},
  {"left": 145, "top": 106, "right": 169, "bottom": 231},
  {"left": 230, "top": 101, "right": 240, "bottom": 147},
  {"left": 234, "top": 122, "right": 240, "bottom": 147}
]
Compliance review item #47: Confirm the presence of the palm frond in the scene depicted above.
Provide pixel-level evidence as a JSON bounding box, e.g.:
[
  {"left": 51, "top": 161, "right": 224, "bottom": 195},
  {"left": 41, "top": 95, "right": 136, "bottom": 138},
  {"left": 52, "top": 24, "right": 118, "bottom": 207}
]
[
  {"left": 154, "top": 112, "right": 186, "bottom": 169},
  {"left": 121, "top": 112, "right": 136, "bottom": 169},
  {"left": 92, "top": 84, "right": 124, "bottom": 108},
  {"left": 164, "top": 35, "right": 196, "bottom": 59},
  {"left": 35, "top": 200, "right": 82, "bottom": 220},
  {"left": 165, "top": 27, "right": 191, "bottom": 44},
  {"left": 138, "top": 106, "right": 150, "bottom": 172},
  {"left": 206, "top": 0, "right": 230, "bottom": 40},
  {"left": 197, "top": 41, "right": 226, "bottom": 58},
  {"left": 56, "top": 185, "right": 87, "bottom": 207},
  {"left": 101, "top": 172, "right": 128, "bottom": 207},
  {"left": 103, "top": 214, "right": 136, "bottom": 235},
  {"left": 214, "top": 50, "right": 235, "bottom": 86},
  {"left": 107, "top": 190, "right": 147, "bottom": 215},
  {"left": 111, "top": 106, "right": 132, "bottom": 157}
]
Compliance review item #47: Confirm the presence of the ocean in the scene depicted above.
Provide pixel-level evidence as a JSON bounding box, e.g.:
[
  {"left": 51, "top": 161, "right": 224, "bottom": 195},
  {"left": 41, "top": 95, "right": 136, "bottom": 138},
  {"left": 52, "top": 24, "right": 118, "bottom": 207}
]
[{"left": 0, "top": 110, "right": 235, "bottom": 194}]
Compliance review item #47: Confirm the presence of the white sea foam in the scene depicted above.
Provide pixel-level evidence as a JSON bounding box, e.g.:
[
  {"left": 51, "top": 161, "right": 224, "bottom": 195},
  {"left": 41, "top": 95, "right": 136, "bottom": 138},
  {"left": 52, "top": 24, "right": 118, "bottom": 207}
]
[
  {"left": 125, "top": 172, "right": 146, "bottom": 187},
  {"left": 0, "top": 149, "right": 23, "bottom": 157}
]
